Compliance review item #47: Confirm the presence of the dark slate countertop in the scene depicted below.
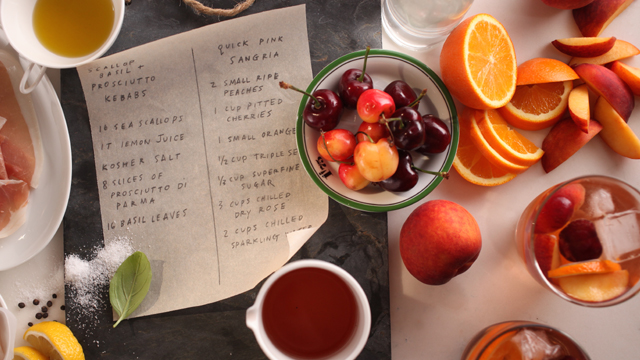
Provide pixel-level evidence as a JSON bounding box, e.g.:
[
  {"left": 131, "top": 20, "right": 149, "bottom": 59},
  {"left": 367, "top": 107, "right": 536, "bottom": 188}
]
[{"left": 61, "top": 1, "right": 389, "bottom": 359}]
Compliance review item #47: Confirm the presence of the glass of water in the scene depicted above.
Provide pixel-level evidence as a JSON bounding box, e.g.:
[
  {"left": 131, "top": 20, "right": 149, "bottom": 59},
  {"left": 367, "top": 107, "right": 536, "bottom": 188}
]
[{"left": 382, "top": 0, "right": 474, "bottom": 52}]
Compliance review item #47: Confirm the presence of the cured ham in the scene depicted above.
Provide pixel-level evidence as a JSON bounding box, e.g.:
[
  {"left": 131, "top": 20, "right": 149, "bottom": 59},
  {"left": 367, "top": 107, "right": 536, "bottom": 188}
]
[
  {"left": 0, "top": 61, "right": 43, "bottom": 188},
  {"left": 0, "top": 179, "right": 29, "bottom": 238},
  {"left": 0, "top": 52, "right": 44, "bottom": 238}
]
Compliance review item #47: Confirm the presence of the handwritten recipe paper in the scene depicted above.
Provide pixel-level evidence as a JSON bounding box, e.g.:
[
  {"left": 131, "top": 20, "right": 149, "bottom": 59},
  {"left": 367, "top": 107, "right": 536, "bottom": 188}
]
[{"left": 77, "top": 5, "right": 328, "bottom": 317}]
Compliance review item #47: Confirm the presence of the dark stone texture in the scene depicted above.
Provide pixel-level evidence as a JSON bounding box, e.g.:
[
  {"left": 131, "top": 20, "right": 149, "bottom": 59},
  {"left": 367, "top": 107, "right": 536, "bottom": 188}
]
[{"left": 62, "top": 1, "right": 387, "bottom": 358}]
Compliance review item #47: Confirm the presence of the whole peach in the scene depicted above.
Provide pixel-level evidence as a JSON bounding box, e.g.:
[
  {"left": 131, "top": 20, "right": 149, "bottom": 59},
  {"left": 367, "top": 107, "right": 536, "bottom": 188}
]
[{"left": 399, "top": 200, "right": 482, "bottom": 285}]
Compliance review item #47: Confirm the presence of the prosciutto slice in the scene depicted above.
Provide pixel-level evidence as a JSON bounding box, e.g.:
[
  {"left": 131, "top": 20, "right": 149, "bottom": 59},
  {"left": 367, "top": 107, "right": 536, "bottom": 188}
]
[
  {"left": 0, "top": 179, "right": 29, "bottom": 238},
  {"left": 0, "top": 61, "right": 43, "bottom": 188}
]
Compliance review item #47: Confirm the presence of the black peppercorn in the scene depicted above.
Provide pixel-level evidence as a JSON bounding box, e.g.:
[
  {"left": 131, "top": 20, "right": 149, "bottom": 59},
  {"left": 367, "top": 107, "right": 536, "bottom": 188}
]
[
  {"left": 28, "top": 322, "right": 33, "bottom": 327},
  {"left": 33, "top": 299, "right": 40, "bottom": 305},
  {"left": 35, "top": 313, "right": 42, "bottom": 319},
  {"left": 60, "top": 305, "right": 65, "bottom": 311},
  {"left": 18, "top": 302, "right": 25, "bottom": 308},
  {"left": 47, "top": 301, "right": 53, "bottom": 307},
  {"left": 41, "top": 306, "right": 48, "bottom": 313},
  {"left": 42, "top": 312, "right": 49, "bottom": 319},
  {"left": 52, "top": 294, "right": 57, "bottom": 299}
]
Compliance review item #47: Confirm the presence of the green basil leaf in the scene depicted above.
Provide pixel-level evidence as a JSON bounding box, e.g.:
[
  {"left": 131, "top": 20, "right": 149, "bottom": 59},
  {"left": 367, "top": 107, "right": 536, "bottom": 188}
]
[{"left": 109, "top": 251, "right": 152, "bottom": 328}]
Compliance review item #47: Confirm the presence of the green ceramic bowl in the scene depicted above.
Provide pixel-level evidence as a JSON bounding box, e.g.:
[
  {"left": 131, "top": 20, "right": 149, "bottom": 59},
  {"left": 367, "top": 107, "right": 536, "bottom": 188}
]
[{"left": 296, "top": 49, "right": 458, "bottom": 212}]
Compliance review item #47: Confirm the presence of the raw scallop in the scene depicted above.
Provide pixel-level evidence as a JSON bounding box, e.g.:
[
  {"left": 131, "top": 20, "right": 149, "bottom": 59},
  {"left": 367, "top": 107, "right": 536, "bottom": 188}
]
[
  {"left": 0, "top": 54, "right": 43, "bottom": 188},
  {"left": 0, "top": 179, "right": 29, "bottom": 238}
]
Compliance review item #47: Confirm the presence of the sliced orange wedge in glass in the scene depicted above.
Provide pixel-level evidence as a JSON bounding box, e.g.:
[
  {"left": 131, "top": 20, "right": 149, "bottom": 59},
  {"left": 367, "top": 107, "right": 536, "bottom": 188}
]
[
  {"left": 452, "top": 107, "right": 518, "bottom": 186},
  {"left": 476, "top": 109, "right": 544, "bottom": 167},
  {"left": 498, "top": 80, "right": 573, "bottom": 131},
  {"left": 548, "top": 260, "right": 622, "bottom": 278}
]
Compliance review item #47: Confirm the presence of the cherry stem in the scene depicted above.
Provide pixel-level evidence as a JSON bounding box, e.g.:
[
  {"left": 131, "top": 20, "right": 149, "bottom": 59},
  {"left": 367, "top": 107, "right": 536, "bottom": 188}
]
[
  {"left": 357, "top": 46, "right": 371, "bottom": 83},
  {"left": 279, "top": 81, "right": 322, "bottom": 110},
  {"left": 412, "top": 166, "right": 449, "bottom": 179},
  {"left": 321, "top": 132, "right": 352, "bottom": 165},
  {"left": 355, "top": 131, "right": 374, "bottom": 144},
  {"left": 408, "top": 89, "right": 427, "bottom": 108}
]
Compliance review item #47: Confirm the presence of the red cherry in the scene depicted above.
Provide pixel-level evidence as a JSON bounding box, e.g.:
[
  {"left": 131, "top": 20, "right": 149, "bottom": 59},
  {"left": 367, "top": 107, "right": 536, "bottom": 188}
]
[
  {"left": 280, "top": 82, "right": 343, "bottom": 131},
  {"left": 317, "top": 129, "right": 356, "bottom": 162},
  {"left": 535, "top": 194, "right": 575, "bottom": 234},
  {"left": 356, "top": 121, "right": 390, "bottom": 143},
  {"left": 339, "top": 163, "right": 370, "bottom": 191},
  {"left": 384, "top": 80, "right": 418, "bottom": 110},
  {"left": 339, "top": 47, "right": 373, "bottom": 108},
  {"left": 559, "top": 219, "right": 603, "bottom": 261},
  {"left": 356, "top": 89, "right": 395, "bottom": 123}
]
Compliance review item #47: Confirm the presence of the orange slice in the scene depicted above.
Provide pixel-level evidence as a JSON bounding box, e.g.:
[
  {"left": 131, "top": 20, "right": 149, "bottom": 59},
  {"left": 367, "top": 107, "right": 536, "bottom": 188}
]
[
  {"left": 476, "top": 109, "right": 544, "bottom": 166},
  {"left": 548, "top": 260, "right": 622, "bottom": 278},
  {"left": 516, "top": 58, "right": 579, "bottom": 86},
  {"left": 498, "top": 80, "right": 573, "bottom": 131},
  {"left": 452, "top": 107, "right": 518, "bottom": 186},
  {"left": 469, "top": 111, "right": 530, "bottom": 174},
  {"left": 440, "top": 13, "right": 517, "bottom": 109}
]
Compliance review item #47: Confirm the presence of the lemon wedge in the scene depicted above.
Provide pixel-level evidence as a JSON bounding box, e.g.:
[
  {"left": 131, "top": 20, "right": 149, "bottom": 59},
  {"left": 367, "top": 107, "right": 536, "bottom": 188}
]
[
  {"left": 12, "top": 346, "right": 48, "bottom": 360},
  {"left": 23, "top": 321, "right": 84, "bottom": 360}
]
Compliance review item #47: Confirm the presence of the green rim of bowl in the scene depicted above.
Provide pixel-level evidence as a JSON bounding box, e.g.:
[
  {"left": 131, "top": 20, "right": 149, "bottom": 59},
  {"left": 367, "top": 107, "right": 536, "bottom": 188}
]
[{"left": 296, "top": 49, "right": 459, "bottom": 212}]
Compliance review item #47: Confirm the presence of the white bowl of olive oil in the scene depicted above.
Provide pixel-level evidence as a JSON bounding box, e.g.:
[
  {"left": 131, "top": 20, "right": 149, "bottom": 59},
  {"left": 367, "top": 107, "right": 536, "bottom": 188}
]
[{"left": 1, "top": 0, "right": 125, "bottom": 91}]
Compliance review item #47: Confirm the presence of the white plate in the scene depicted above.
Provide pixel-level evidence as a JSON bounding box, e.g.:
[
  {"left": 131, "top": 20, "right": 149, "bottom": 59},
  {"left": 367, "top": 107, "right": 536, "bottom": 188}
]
[{"left": 0, "top": 30, "right": 71, "bottom": 271}]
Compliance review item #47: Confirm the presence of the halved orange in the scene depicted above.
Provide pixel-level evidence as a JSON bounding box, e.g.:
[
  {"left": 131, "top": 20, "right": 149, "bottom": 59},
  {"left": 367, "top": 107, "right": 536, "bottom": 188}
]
[
  {"left": 498, "top": 80, "right": 573, "bottom": 131},
  {"left": 469, "top": 111, "right": 530, "bottom": 174},
  {"left": 440, "top": 13, "right": 517, "bottom": 110},
  {"left": 476, "top": 109, "right": 544, "bottom": 166},
  {"left": 516, "top": 58, "right": 579, "bottom": 86},
  {"left": 548, "top": 260, "right": 622, "bottom": 278},
  {"left": 452, "top": 106, "right": 518, "bottom": 186}
]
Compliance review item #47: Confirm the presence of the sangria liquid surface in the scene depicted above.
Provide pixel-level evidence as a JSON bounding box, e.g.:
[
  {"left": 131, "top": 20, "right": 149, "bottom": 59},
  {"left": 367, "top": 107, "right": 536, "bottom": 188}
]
[
  {"left": 517, "top": 176, "right": 640, "bottom": 305},
  {"left": 261, "top": 267, "right": 358, "bottom": 359},
  {"left": 33, "top": 0, "right": 115, "bottom": 58},
  {"left": 462, "top": 321, "right": 589, "bottom": 360}
]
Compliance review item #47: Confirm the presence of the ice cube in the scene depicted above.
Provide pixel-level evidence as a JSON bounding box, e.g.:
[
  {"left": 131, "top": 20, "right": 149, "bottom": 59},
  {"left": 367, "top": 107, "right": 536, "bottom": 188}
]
[
  {"left": 583, "top": 188, "right": 615, "bottom": 219},
  {"left": 511, "top": 329, "right": 561, "bottom": 360},
  {"left": 595, "top": 210, "right": 640, "bottom": 262}
]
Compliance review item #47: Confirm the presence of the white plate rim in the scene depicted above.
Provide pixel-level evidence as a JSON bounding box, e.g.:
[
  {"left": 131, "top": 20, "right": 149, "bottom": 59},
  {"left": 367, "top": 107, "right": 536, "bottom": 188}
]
[{"left": 0, "top": 30, "right": 72, "bottom": 271}]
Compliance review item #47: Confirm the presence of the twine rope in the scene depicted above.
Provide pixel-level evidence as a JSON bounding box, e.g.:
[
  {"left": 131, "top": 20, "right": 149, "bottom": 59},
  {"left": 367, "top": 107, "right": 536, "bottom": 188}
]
[
  {"left": 183, "top": 0, "right": 255, "bottom": 17},
  {"left": 125, "top": 0, "right": 254, "bottom": 18}
]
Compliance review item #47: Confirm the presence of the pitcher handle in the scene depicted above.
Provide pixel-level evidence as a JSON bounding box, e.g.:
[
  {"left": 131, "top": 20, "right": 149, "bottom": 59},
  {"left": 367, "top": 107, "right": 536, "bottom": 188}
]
[{"left": 19, "top": 61, "right": 47, "bottom": 94}]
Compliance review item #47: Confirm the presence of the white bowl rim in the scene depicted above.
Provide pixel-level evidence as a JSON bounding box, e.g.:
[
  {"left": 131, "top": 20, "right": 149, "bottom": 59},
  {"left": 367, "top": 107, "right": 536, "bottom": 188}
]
[{"left": 295, "top": 49, "right": 459, "bottom": 212}]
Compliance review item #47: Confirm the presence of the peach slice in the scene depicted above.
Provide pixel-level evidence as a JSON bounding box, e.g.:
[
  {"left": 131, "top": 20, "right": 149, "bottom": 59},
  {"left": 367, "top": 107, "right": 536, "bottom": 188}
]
[
  {"left": 610, "top": 61, "right": 640, "bottom": 96},
  {"left": 573, "top": 63, "right": 634, "bottom": 121},
  {"left": 535, "top": 234, "right": 561, "bottom": 279},
  {"left": 556, "top": 183, "right": 587, "bottom": 210},
  {"left": 541, "top": 117, "right": 603, "bottom": 173},
  {"left": 593, "top": 96, "right": 640, "bottom": 159},
  {"left": 552, "top": 36, "right": 616, "bottom": 57},
  {"left": 573, "top": 0, "right": 634, "bottom": 37},
  {"left": 558, "top": 269, "right": 629, "bottom": 302},
  {"left": 569, "top": 40, "right": 640, "bottom": 67},
  {"left": 568, "top": 84, "right": 590, "bottom": 133},
  {"left": 548, "top": 260, "right": 621, "bottom": 278},
  {"left": 541, "top": 0, "right": 595, "bottom": 9}
]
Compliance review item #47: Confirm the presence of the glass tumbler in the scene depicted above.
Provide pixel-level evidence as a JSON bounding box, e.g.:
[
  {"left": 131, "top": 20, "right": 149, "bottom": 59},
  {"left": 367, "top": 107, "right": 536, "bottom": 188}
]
[
  {"left": 461, "top": 321, "right": 590, "bottom": 360},
  {"left": 516, "top": 175, "right": 640, "bottom": 307},
  {"left": 382, "top": 0, "right": 474, "bottom": 51}
]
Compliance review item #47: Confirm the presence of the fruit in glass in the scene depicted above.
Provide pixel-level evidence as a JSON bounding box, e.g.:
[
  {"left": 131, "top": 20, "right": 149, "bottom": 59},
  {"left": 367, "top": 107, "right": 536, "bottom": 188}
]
[
  {"left": 516, "top": 175, "right": 640, "bottom": 306},
  {"left": 461, "top": 321, "right": 590, "bottom": 360}
]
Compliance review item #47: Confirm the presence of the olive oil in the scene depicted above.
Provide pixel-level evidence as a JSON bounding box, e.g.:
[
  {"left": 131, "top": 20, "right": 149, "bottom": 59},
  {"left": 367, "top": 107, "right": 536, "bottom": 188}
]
[{"left": 33, "top": 0, "right": 115, "bottom": 58}]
